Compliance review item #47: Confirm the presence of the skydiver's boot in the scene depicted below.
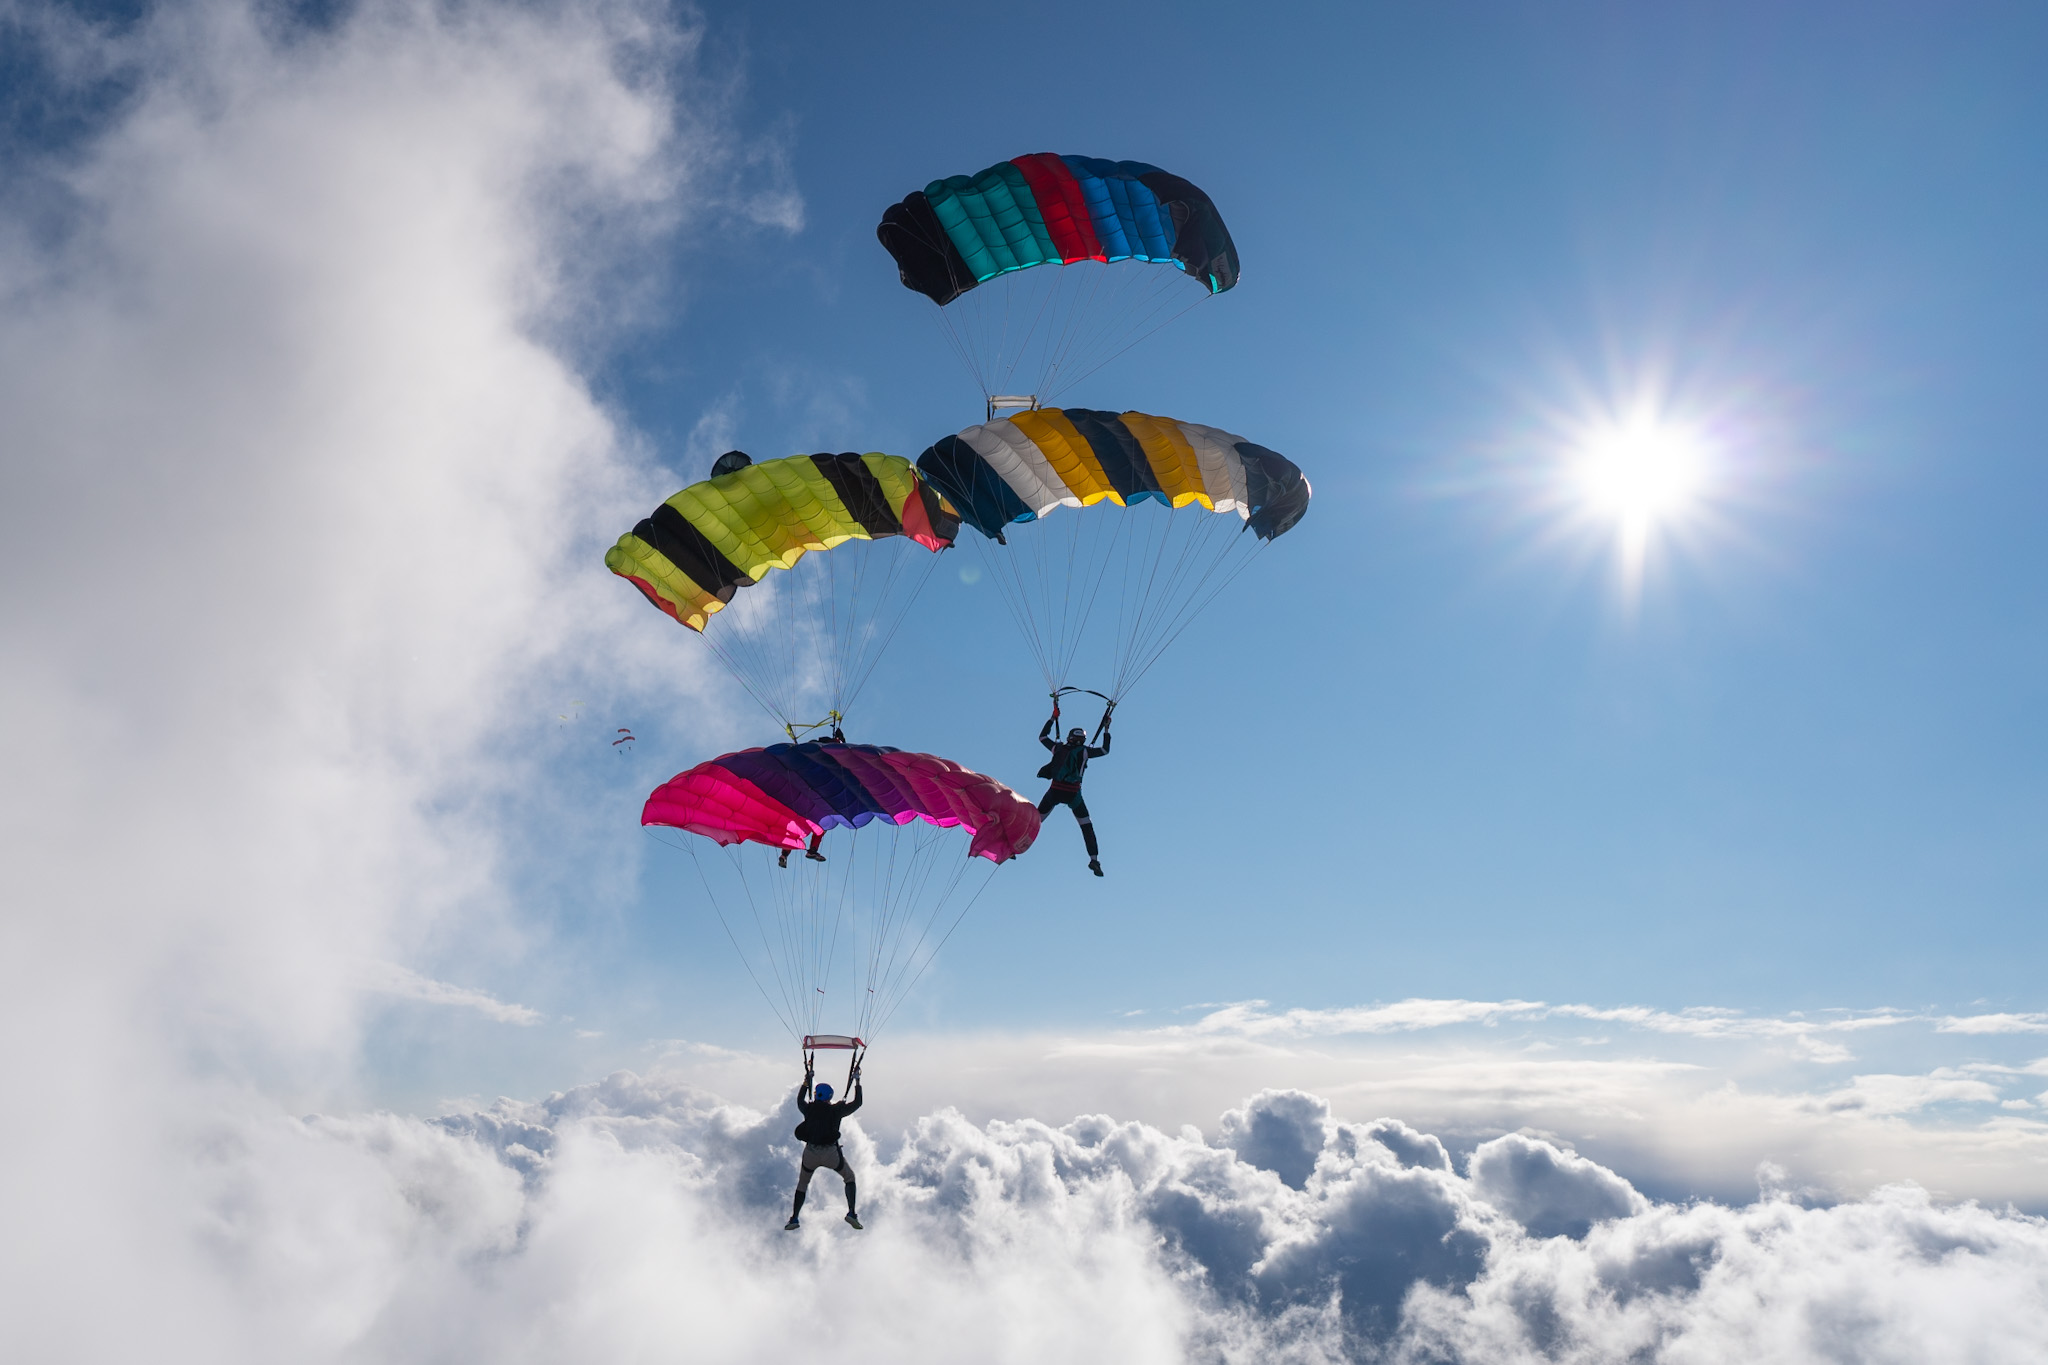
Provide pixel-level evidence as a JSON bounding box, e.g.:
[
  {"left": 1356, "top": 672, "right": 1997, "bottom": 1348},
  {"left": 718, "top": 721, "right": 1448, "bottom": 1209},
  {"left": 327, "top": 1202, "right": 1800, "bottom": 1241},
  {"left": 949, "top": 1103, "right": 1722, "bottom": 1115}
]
[
  {"left": 777, "top": 849, "right": 792, "bottom": 868},
  {"left": 785, "top": 1191, "right": 804, "bottom": 1230},
  {"left": 1089, "top": 858, "right": 1103, "bottom": 877},
  {"left": 804, "top": 834, "right": 826, "bottom": 863}
]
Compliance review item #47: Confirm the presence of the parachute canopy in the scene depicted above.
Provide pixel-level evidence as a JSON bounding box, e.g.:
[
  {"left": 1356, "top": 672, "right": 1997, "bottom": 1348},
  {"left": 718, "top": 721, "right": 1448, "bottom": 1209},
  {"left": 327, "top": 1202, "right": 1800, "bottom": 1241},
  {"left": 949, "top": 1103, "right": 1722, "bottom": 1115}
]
[
  {"left": 919, "top": 408, "right": 1311, "bottom": 542},
  {"left": 645, "top": 742, "right": 1041, "bottom": 864},
  {"left": 915, "top": 409, "right": 1310, "bottom": 699},
  {"left": 607, "top": 451, "right": 958, "bottom": 632},
  {"left": 879, "top": 155, "right": 1238, "bottom": 407},
  {"left": 879, "top": 154, "right": 1238, "bottom": 306}
]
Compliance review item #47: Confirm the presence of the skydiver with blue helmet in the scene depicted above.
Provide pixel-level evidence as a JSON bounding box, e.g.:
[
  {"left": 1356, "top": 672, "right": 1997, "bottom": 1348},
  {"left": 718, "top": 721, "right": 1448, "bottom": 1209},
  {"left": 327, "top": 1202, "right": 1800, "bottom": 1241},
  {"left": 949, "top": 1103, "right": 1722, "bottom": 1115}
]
[
  {"left": 785, "top": 1054, "right": 863, "bottom": 1231},
  {"left": 1035, "top": 694, "right": 1111, "bottom": 876}
]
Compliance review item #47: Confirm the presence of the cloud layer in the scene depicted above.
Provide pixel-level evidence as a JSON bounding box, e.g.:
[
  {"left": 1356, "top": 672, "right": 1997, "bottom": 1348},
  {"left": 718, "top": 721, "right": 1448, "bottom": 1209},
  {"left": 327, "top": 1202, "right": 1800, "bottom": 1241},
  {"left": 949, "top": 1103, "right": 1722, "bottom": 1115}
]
[{"left": 183, "top": 1075, "right": 2048, "bottom": 1363}]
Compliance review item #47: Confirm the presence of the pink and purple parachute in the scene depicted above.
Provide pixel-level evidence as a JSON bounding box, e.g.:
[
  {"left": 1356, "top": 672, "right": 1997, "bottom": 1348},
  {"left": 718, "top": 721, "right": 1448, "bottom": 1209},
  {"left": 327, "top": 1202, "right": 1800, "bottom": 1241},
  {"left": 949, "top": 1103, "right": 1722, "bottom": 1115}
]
[{"left": 644, "top": 742, "right": 1040, "bottom": 864}]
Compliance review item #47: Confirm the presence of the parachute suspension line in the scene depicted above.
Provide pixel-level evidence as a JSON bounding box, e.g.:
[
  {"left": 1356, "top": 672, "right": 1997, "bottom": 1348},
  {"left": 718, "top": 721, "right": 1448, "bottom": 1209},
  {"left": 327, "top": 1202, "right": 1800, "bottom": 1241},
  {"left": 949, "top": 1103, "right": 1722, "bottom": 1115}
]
[
  {"left": 929, "top": 262, "right": 1212, "bottom": 406},
  {"left": 857, "top": 823, "right": 981, "bottom": 1043},
  {"left": 1042, "top": 272, "right": 1210, "bottom": 407},
  {"left": 663, "top": 832, "right": 800, "bottom": 1044},
  {"left": 694, "top": 535, "right": 942, "bottom": 732},
  {"left": 1113, "top": 522, "right": 1272, "bottom": 701},
  {"left": 866, "top": 852, "right": 998, "bottom": 1042}
]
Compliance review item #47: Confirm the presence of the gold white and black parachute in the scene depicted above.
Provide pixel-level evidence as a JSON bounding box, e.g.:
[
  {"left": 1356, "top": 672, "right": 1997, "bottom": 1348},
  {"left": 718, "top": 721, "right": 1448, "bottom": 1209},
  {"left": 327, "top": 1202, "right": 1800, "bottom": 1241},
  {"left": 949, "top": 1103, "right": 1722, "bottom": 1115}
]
[{"left": 916, "top": 408, "right": 1309, "bottom": 698}]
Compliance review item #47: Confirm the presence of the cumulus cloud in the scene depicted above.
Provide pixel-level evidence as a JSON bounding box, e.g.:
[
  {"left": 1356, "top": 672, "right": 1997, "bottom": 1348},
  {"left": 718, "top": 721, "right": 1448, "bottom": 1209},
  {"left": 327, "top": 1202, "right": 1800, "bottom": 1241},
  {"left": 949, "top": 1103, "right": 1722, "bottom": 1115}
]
[
  {"left": 0, "top": 0, "right": 790, "bottom": 1355},
  {"left": 163, "top": 1074, "right": 2048, "bottom": 1362}
]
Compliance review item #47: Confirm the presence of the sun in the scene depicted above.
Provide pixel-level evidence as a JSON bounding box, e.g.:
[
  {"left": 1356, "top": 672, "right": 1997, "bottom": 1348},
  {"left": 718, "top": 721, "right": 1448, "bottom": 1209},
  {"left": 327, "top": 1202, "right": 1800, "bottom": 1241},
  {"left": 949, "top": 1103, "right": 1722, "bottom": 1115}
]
[
  {"left": 1576, "top": 420, "right": 1703, "bottom": 526},
  {"left": 1565, "top": 413, "right": 1711, "bottom": 585}
]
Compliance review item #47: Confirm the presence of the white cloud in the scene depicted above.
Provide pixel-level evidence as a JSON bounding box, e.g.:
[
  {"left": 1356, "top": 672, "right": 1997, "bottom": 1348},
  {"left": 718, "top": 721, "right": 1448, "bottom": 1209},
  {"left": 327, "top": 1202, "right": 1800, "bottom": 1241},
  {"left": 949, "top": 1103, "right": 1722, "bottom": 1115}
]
[
  {"left": 169, "top": 1074, "right": 2048, "bottom": 1361},
  {"left": 0, "top": 1, "right": 788, "bottom": 1356},
  {"left": 1940, "top": 1014, "right": 2048, "bottom": 1035},
  {"left": 1815, "top": 1069, "right": 2006, "bottom": 1116},
  {"left": 355, "top": 960, "right": 541, "bottom": 1025}
]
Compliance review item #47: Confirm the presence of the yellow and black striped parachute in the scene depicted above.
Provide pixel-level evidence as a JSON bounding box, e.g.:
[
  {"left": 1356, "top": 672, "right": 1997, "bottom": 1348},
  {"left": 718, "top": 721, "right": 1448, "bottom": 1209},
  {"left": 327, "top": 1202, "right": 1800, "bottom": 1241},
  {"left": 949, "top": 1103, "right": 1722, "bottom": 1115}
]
[
  {"left": 606, "top": 451, "right": 959, "bottom": 633},
  {"left": 605, "top": 451, "right": 960, "bottom": 729}
]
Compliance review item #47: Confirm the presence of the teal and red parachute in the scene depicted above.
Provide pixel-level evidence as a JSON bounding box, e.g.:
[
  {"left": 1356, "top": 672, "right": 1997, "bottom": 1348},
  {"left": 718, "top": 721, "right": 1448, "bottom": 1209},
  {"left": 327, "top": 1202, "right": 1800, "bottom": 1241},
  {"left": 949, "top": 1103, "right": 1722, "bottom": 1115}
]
[
  {"left": 878, "top": 154, "right": 1238, "bottom": 406},
  {"left": 879, "top": 154, "right": 1238, "bottom": 306},
  {"left": 645, "top": 742, "right": 1040, "bottom": 863}
]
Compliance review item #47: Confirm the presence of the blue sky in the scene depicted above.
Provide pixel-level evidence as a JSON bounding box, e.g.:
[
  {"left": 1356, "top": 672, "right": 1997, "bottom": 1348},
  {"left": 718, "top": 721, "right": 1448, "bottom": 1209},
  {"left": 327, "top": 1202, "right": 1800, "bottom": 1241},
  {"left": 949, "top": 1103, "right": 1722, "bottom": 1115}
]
[{"left": 444, "top": 0, "right": 2048, "bottom": 1078}]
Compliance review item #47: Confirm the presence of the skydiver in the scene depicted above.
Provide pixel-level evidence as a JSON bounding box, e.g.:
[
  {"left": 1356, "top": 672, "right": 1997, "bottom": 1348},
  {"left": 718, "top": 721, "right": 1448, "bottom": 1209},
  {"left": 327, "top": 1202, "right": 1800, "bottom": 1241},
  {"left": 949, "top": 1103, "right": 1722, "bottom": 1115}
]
[
  {"left": 1035, "top": 698, "right": 1110, "bottom": 876},
  {"left": 777, "top": 833, "right": 828, "bottom": 868},
  {"left": 785, "top": 1056, "right": 863, "bottom": 1231},
  {"left": 777, "top": 725, "right": 846, "bottom": 866}
]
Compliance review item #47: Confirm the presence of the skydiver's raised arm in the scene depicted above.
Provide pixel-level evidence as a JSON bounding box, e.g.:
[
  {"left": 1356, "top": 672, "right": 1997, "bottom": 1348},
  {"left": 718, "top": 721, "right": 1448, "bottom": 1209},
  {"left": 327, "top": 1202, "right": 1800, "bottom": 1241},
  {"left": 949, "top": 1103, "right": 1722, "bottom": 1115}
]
[
  {"left": 844, "top": 1081, "right": 862, "bottom": 1114},
  {"left": 1040, "top": 713, "right": 1059, "bottom": 750}
]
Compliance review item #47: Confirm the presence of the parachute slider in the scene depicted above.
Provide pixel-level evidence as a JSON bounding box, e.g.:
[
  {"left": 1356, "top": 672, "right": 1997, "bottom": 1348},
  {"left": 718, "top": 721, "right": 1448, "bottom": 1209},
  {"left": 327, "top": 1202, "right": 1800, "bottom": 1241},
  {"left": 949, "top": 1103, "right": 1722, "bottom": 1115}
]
[
  {"left": 986, "top": 394, "right": 1038, "bottom": 423},
  {"left": 803, "top": 1034, "right": 864, "bottom": 1051}
]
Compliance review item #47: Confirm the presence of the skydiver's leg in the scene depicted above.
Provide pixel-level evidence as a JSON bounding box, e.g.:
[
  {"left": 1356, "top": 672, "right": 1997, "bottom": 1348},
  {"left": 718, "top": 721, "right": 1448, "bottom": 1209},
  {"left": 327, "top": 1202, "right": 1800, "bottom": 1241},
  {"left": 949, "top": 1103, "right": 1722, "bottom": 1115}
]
[
  {"left": 805, "top": 831, "right": 826, "bottom": 862},
  {"left": 1036, "top": 789, "right": 1058, "bottom": 818},
  {"left": 1071, "top": 793, "right": 1099, "bottom": 858},
  {"left": 790, "top": 1143, "right": 828, "bottom": 1225},
  {"left": 836, "top": 1147, "right": 862, "bottom": 1227}
]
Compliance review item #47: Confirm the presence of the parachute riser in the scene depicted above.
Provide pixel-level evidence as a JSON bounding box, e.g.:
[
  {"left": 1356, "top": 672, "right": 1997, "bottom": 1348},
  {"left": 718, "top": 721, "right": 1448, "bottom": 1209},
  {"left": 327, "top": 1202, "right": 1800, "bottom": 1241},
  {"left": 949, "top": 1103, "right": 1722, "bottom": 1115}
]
[
  {"left": 1051, "top": 686, "right": 1117, "bottom": 743},
  {"left": 785, "top": 709, "right": 846, "bottom": 744}
]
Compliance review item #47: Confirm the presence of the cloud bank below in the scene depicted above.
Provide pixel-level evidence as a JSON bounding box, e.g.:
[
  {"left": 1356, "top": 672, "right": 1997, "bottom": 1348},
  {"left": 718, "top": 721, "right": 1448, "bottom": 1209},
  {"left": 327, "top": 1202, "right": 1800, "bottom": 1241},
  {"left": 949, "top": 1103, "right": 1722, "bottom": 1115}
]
[{"left": 199, "top": 1076, "right": 2048, "bottom": 1363}]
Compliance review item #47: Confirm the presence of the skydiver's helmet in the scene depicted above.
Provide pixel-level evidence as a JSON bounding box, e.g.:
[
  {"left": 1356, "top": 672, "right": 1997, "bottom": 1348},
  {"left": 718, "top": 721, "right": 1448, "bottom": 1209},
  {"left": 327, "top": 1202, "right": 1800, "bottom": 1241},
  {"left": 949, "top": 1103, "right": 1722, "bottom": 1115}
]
[
  {"left": 1067, "top": 728, "right": 1087, "bottom": 745},
  {"left": 813, "top": 1082, "right": 833, "bottom": 1102}
]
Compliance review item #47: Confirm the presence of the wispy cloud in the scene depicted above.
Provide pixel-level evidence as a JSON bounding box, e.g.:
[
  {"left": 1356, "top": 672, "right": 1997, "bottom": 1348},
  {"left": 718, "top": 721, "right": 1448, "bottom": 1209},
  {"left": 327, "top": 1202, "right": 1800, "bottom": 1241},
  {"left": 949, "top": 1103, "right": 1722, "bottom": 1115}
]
[
  {"left": 1169, "top": 998, "right": 1920, "bottom": 1063},
  {"left": 1939, "top": 1013, "right": 2048, "bottom": 1034},
  {"left": 356, "top": 961, "right": 541, "bottom": 1025}
]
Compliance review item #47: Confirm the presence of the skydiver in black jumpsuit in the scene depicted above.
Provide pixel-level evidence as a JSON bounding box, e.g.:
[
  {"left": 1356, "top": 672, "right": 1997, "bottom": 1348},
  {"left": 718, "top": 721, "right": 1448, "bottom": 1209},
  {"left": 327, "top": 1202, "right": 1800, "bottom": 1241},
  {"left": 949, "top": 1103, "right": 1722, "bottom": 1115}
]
[
  {"left": 778, "top": 724, "right": 847, "bottom": 867},
  {"left": 1036, "top": 702, "right": 1110, "bottom": 876},
  {"left": 785, "top": 1056, "right": 863, "bottom": 1230}
]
